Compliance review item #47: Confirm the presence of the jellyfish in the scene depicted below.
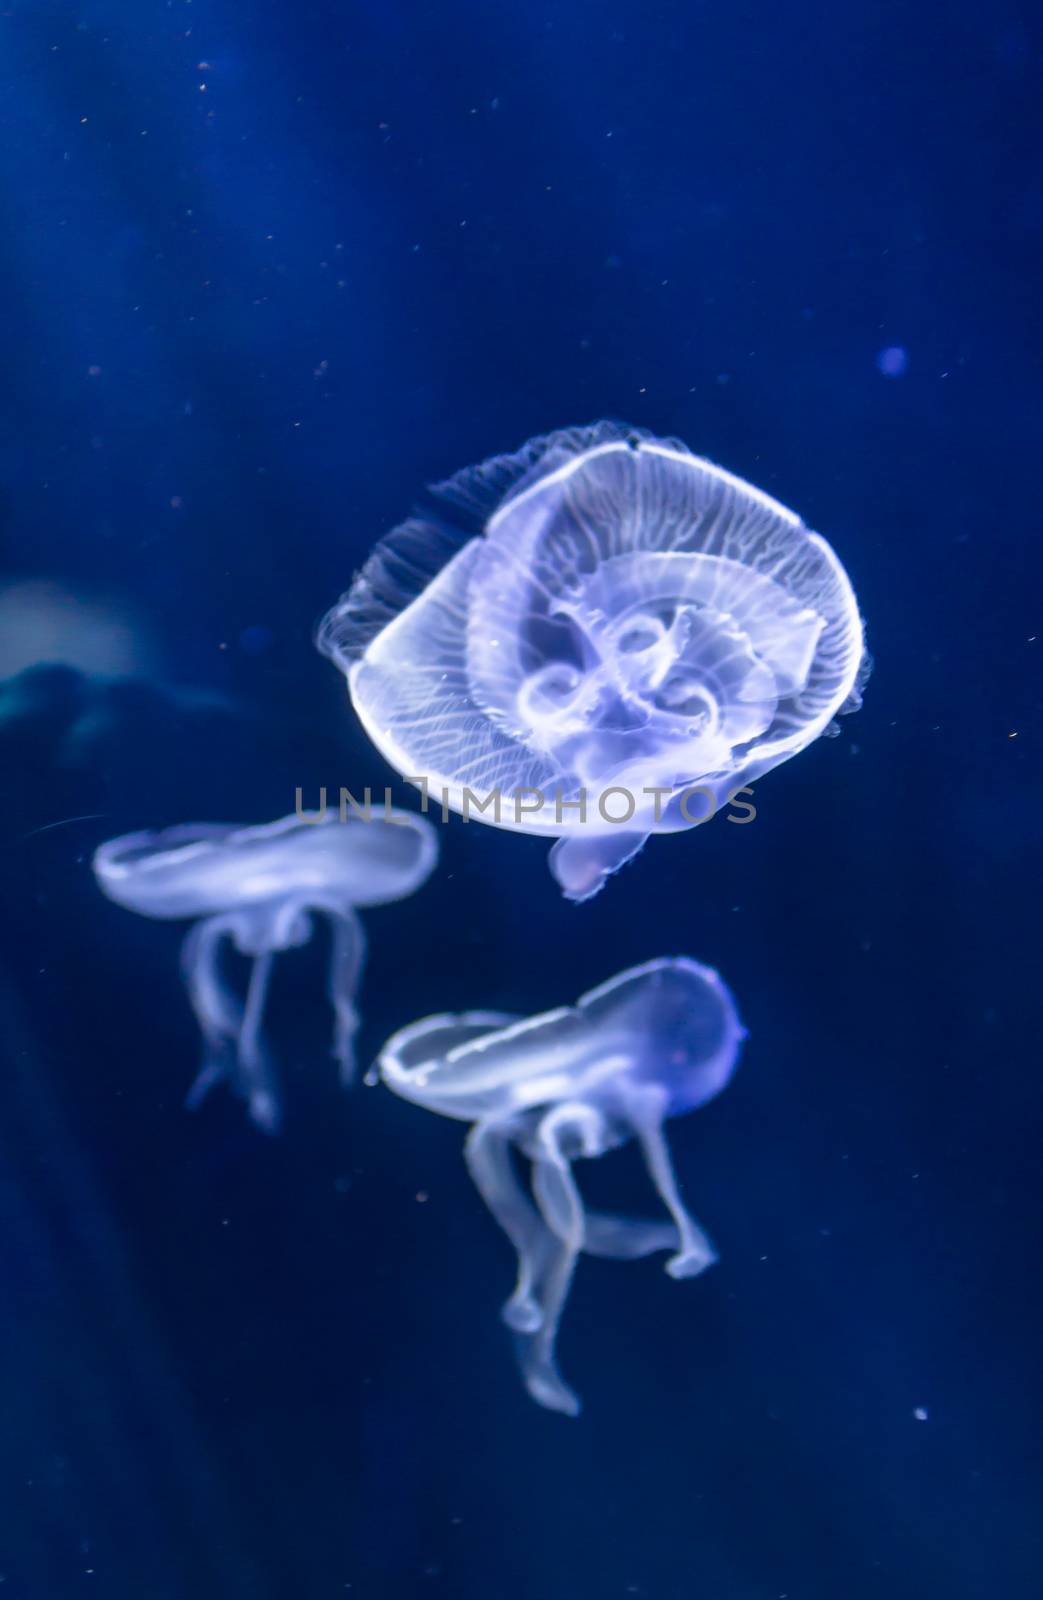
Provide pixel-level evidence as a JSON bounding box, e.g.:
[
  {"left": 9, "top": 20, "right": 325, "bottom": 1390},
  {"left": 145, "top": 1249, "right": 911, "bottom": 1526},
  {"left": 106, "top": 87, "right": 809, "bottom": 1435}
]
[
  {"left": 93, "top": 809, "right": 438, "bottom": 1133},
  {"left": 0, "top": 579, "right": 151, "bottom": 682},
  {"left": 318, "top": 421, "right": 868, "bottom": 902},
  {"left": 376, "top": 956, "right": 746, "bottom": 1415}
]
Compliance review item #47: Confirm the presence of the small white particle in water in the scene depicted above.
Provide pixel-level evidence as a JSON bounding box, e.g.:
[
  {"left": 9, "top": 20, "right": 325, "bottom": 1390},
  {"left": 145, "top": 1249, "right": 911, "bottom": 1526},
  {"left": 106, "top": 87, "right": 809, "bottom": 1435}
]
[{"left": 914, "top": 1406, "right": 928, "bottom": 1421}]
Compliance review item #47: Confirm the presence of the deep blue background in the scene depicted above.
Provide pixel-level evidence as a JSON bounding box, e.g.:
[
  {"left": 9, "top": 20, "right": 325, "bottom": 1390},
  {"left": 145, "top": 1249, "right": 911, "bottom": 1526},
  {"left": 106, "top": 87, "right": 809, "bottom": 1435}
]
[{"left": 1, "top": 2, "right": 1040, "bottom": 1597}]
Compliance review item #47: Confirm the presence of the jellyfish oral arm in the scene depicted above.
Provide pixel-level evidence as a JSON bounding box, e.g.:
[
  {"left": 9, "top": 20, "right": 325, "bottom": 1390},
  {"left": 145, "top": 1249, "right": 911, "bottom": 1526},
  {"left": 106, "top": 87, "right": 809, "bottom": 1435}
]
[
  {"left": 181, "top": 915, "right": 242, "bottom": 1054},
  {"left": 464, "top": 1106, "right": 593, "bottom": 1417},
  {"left": 581, "top": 1211, "right": 680, "bottom": 1259},
  {"left": 515, "top": 1103, "right": 604, "bottom": 1417},
  {"left": 464, "top": 1119, "right": 555, "bottom": 1336},
  {"left": 323, "top": 906, "right": 366, "bottom": 1085},
  {"left": 238, "top": 948, "right": 280, "bottom": 1132},
  {"left": 630, "top": 1087, "right": 717, "bottom": 1279},
  {"left": 548, "top": 830, "right": 650, "bottom": 903},
  {"left": 180, "top": 914, "right": 282, "bottom": 1134},
  {"left": 463, "top": 1104, "right": 690, "bottom": 1416},
  {"left": 376, "top": 957, "right": 744, "bottom": 1415}
]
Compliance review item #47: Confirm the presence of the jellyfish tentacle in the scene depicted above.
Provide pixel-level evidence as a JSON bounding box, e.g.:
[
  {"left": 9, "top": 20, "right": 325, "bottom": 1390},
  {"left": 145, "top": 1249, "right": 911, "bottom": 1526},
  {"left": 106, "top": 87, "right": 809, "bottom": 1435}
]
[
  {"left": 463, "top": 1119, "right": 555, "bottom": 1334},
  {"left": 324, "top": 906, "right": 366, "bottom": 1085},
  {"left": 631, "top": 1089, "right": 717, "bottom": 1279}
]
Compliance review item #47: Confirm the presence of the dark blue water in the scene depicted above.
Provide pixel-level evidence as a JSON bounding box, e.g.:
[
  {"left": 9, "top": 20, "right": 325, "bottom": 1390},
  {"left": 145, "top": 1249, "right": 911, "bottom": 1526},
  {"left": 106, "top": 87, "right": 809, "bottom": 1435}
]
[{"left": 1, "top": 3, "right": 1040, "bottom": 1597}]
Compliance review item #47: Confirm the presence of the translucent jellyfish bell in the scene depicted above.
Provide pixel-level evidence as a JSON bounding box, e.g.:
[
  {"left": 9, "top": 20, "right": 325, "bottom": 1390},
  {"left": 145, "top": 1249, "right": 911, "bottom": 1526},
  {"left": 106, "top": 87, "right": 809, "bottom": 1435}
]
[
  {"left": 319, "top": 421, "right": 868, "bottom": 902},
  {"left": 377, "top": 957, "right": 746, "bottom": 1416},
  {"left": 93, "top": 810, "right": 438, "bottom": 1133}
]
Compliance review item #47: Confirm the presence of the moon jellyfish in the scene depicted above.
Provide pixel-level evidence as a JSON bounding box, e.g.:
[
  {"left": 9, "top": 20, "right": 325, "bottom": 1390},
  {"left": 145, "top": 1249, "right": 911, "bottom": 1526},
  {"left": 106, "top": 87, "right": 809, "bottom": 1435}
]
[
  {"left": 318, "top": 421, "right": 867, "bottom": 901},
  {"left": 377, "top": 956, "right": 746, "bottom": 1415},
  {"left": 93, "top": 809, "right": 438, "bottom": 1133}
]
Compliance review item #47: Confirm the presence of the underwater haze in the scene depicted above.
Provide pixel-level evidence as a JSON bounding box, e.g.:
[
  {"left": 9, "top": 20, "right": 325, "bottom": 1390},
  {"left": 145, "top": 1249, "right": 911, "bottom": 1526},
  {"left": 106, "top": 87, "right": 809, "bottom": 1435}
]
[{"left": 0, "top": 3, "right": 1041, "bottom": 1599}]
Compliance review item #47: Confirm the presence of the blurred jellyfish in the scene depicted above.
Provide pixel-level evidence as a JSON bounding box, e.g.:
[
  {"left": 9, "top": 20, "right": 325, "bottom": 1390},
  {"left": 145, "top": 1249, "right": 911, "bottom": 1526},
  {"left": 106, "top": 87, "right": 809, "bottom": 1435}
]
[
  {"left": 876, "top": 346, "right": 909, "bottom": 378},
  {"left": 377, "top": 956, "right": 746, "bottom": 1415},
  {"left": 319, "top": 422, "right": 868, "bottom": 901},
  {"left": 0, "top": 580, "right": 153, "bottom": 682},
  {"left": 0, "top": 581, "right": 237, "bottom": 777},
  {"left": 94, "top": 809, "right": 438, "bottom": 1133},
  {"left": 0, "top": 663, "right": 238, "bottom": 775}
]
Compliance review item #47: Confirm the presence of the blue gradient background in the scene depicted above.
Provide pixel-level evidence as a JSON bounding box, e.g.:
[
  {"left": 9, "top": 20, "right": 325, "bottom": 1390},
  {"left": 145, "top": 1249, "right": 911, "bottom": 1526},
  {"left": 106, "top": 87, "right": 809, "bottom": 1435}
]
[{"left": 0, "top": 3, "right": 1040, "bottom": 1596}]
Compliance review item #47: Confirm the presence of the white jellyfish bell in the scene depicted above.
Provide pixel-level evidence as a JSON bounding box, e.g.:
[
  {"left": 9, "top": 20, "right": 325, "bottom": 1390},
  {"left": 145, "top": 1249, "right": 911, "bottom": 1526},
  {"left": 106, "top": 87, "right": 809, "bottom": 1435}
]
[{"left": 319, "top": 422, "right": 868, "bottom": 902}]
